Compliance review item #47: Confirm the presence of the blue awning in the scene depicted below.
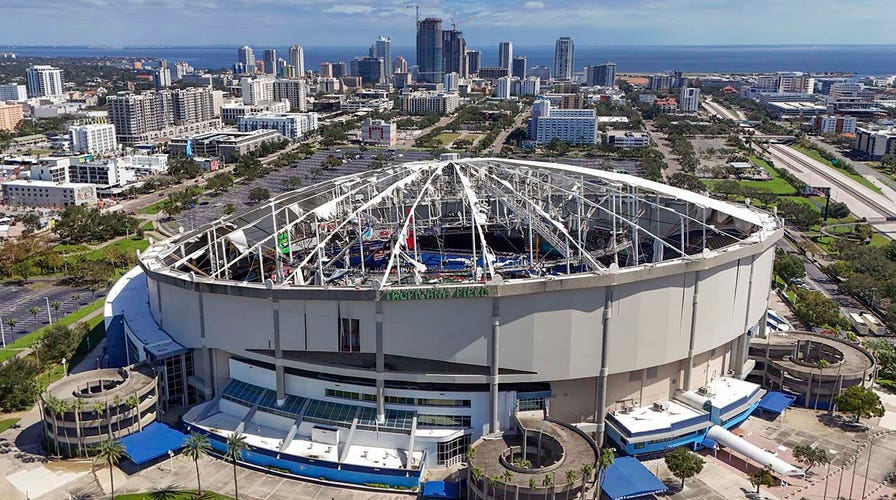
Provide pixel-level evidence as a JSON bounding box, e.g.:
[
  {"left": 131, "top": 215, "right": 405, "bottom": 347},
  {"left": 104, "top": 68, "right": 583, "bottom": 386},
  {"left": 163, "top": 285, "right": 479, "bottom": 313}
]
[
  {"left": 422, "top": 480, "right": 460, "bottom": 498},
  {"left": 602, "top": 456, "right": 668, "bottom": 500},
  {"left": 757, "top": 391, "right": 796, "bottom": 414},
  {"left": 118, "top": 422, "right": 186, "bottom": 465}
]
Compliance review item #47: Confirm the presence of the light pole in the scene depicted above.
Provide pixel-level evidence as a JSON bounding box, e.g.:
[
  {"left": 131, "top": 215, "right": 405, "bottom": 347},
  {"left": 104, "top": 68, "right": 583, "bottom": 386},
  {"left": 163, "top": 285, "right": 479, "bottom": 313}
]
[
  {"left": 0, "top": 318, "right": 5, "bottom": 349},
  {"left": 61, "top": 357, "right": 67, "bottom": 378},
  {"left": 45, "top": 297, "right": 52, "bottom": 324}
]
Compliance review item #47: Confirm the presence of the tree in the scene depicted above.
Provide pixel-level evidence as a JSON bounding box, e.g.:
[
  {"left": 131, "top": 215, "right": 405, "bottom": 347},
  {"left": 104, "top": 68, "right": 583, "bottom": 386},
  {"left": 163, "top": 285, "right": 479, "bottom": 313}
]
[
  {"left": 92, "top": 402, "right": 106, "bottom": 441},
  {"left": 183, "top": 432, "right": 212, "bottom": 495},
  {"left": 95, "top": 438, "right": 125, "bottom": 499},
  {"left": 29, "top": 306, "right": 40, "bottom": 321},
  {"left": 248, "top": 187, "right": 270, "bottom": 203},
  {"left": 226, "top": 432, "right": 248, "bottom": 499},
  {"left": 223, "top": 203, "right": 236, "bottom": 215},
  {"left": 854, "top": 224, "right": 874, "bottom": 244},
  {"left": 777, "top": 200, "right": 822, "bottom": 230},
  {"left": 827, "top": 201, "right": 850, "bottom": 219},
  {"left": 749, "top": 465, "right": 775, "bottom": 493},
  {"left": 774, "top": 250, "right": 805, "bottom": 283},
  {"left": 712, "top": 179, "right": 741, "bottom": 200},
  {"left": 667, "top": 172, "right": 704, "bottom": 192},
  {"left": 0, "top": 356, "right": 41, "bottom": 411},
  {"left": 19, "top": 213, "right": 42, "bottom": 234},
  {"left": 792, "top": 444, "right": 831, "bottom": 474},
  {"left": 205, "top": 172, "right": 235, "bottom": 194},
  {"left": 281, "top": 176, "right": 303, "bottom": 191},
  {"left": 5, "top": 317, "right": 18, "bottom": 333},
  {"left": 793, "top": 288, "right": 847, "bottom": 329},
  {"left": 664, "top": 447, "right": 704, "bottom": 488},
  {"left": 596, "top": 448, "right": 614, "bottom": 490},
  {"left": 835, "top": 385, "right": 885, "bottom": 423},
  {"left": 51, "top": 300, "right": 62, "bottom": 317},
  {"left": 564, "top": 469, "right": 577, "bottom": 500}
]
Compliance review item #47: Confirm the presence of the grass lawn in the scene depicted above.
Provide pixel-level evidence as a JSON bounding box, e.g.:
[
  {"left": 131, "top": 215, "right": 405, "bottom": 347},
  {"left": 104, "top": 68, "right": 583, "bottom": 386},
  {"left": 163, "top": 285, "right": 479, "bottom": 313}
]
[
  {"left": 871, "top": 232, "right": 891, "bottom": 248},
  {"left": 81, "top": 236, "right": 150, "bottom": 261},
  {"left": 52, "top": 243, "right": 90, "bottom": 254},
  {"left": 792, "top": 145, "right": 882, "bottom": 193},
  {"left": 117, "top": 491, "right": 233, "bottom": 500},
  {"left": 140, "top": 221, "right": 155, "bottom": 231},
  {"left": 0, "top": 418, "right": 20, "bottom": 434},
  {"left": 434, "top": 132, "right": 460, "bottom": 146},
  {"left": 139, "top": 200, "right": 166, "bottom": 215},
  {"left": 703, "top": 154, "right": 799, "bottom": 196},
  {"left": 0, "top": 297, "right": 105, "bottom": 363}
]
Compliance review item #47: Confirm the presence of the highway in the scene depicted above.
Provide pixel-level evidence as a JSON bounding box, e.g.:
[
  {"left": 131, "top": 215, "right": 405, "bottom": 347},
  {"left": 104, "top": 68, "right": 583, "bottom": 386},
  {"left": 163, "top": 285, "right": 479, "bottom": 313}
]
[
  {"left": 701, "top": 96, "right": 745, "bottom": 122},
  {"left": 767, "top": 143, "right": 896, "bottom": 221}
]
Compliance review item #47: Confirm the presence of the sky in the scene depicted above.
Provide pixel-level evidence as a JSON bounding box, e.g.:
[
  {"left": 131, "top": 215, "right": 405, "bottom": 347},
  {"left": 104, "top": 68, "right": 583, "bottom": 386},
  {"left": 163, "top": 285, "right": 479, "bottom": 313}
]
[{"left": 1, "top": 0, "right": 893, "bottom": 47}]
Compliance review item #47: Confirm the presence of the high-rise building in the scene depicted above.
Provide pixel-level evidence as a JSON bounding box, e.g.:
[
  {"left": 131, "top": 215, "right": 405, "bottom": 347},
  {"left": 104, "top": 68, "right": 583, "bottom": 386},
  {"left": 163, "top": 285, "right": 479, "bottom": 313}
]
[
  {"left": 240, "top": 76, "right": 275, "bottom": 105},
  {"left": 357, "top": 57, "right": 385, "bottom": 86},
  {"left": 393, "top": 56, "right": 408, "bottom": 75},
  {"left": 371, "top": 36, "right": 392, "bottom": 74},
  {"left": 586, "top": 62, "right": 616, "bottom": 87},
  {"left": 554, "top": 37, "right": 574, "bottom": 81},
  {"left": 330, "top": 62, "right": 345, "bottom": 79},
  {"left": 0, "top": 84, "right": 27, "bottom": 101},
  {"left": 288, "top": 45, "right": 305, "bottom": 77},
  {"left": 441, "top": 29, "right": 467, "bottom": 78},
  {"left": 679, "top": 87, "right": 700, "bottom": 113},
  {"left": 528, "top": 99, "right": 597, "bottom": 144},
  {"left": 320, "top": 62, "right": 333, "bottom": 78},
  {"left": 0, "top": 103, "right": 24, "bottom": 132},
  {"left": 530, "top": 65, "right": 551, "bottom": 83},
  {"left": 25, "top": 65, "right": 64, "bottom": 98},
  {"left": 496, "top": 77, "right": 512, "bottom": 100},
  {"left": 416, "top": 18, "right": 443, "bottom": 83},
  {"left": 512, "top": 56, "right": 527, "bottom": 79},
  {"left": 498, "top": 42, "right": 513, "bottom": 71},
  {"left": 69, "top": 123, "right": 118, "bottom": 155},
  {"left": 171, "top": 87, "right": 217, "bottom": 124},
  {"left": 443, "top": 72, "right": 460, "bottom": 93},
  {"left": 153, "top": 60, "right": 172, "bottom": 89},
  {"left": 263, "top": 49, "right": 278, "bottom": 75},
  {"left": 466, "top": 50, "right": 481, "bottom": 76},
  {"left": 273, "top": 79, "right": 308, "bottom": 112},
  {"left": 237, "top": 46, "right": 255, "bottom": 74},
  {"left": 173, "top": 61, "right": 192, "bottom": 81},
  {"left": 107, "top": 89, "right": 219, "bottom": 145}
]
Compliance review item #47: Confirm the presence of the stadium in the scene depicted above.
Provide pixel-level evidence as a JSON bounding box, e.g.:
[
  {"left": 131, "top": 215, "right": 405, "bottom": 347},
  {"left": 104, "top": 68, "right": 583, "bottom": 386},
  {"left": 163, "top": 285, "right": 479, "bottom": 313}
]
[{"left": 105, "top": 157, "right": 783, "bottom": 490}]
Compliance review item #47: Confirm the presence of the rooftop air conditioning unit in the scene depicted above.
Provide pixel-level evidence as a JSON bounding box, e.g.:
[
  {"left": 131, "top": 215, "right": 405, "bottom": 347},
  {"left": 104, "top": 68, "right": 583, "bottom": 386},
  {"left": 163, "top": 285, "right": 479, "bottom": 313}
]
[
  {"left": 652, "top": 401, "right": 669, "bottom": 412},
  {"left": 697, "top": 386, "right": 713, "bottom": 396}
]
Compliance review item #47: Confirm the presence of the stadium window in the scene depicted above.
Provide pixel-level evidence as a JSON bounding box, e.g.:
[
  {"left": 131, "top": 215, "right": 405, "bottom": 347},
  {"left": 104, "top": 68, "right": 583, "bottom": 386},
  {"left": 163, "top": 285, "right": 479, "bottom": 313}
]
[
  {"left": 646, "top": 366, "right": 658, "bottom": 380},
  {"left": 339, "top": 318, "right": 360, "bottom": 352},
  {"left": 629, "top": 370, "right": 641, "bottom": 382}
]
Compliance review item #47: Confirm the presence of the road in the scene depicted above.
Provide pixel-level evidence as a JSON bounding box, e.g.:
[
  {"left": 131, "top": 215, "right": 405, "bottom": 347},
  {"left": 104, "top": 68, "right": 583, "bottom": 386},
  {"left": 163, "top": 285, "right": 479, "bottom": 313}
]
[
  {"left": 701, "top": 96, "right": 745, "bottom": 122},
  {"left": 643, "top": 120, "right": 683, "bottom": 178},
  {"left": 766, "top": 143, "right": 896, "bottom": 221},
  {"left": 486, "top": 110, "right": 529, "bottom": 154}
]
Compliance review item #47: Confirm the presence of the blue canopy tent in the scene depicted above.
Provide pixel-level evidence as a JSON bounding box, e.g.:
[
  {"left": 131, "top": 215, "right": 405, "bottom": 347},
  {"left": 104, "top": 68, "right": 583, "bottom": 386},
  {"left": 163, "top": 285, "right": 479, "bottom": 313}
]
[
  {"left": 422, "top": 480, "right": 460, "bottom": 498},
  {"left": 602, "top": 456, "right": 668, "bottom": 500},
  {"left": 757, "top": 391, "right": 796, "bottom": 415},
  {"left": 118, "top": 422, "right": 187, "bottom": 465}
]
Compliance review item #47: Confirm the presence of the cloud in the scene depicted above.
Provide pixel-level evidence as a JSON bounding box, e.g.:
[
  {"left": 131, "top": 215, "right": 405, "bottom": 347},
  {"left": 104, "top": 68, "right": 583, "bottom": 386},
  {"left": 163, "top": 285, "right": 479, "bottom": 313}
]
[
  {"left": 323, "top": 4, "right": 374, "bottom": 14},
  {"left": 523, "top": 1, "right": 544, "bottom": 8}
]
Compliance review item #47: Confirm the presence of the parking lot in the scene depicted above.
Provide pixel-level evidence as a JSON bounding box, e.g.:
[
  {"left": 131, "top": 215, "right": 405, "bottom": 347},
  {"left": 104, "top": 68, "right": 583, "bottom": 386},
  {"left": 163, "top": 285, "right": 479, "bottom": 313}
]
[{"left": 0, "top": 280, "right": 92, "bottom": 345}]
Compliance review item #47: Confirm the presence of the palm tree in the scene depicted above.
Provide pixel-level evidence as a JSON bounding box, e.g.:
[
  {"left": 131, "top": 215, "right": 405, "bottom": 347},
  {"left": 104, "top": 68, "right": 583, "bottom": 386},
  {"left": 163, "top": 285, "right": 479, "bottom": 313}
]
[
  {"left": 596, "top": 448, "right": 615, "bottom": 492},
  {"left": 72, "top": 293, "right": 81, "bottom": 305},
  {"left": 225, "top": 432, "right": 248, "bottom": 499},
  {"left": 6, "top": 317, "right": 18, "bottom": 333},
  {"left": 112, "top": 395, "right": 122, "bottom": 436},
  {"left": 29, "top": 306, "right": 40, "bottom": 322},
  {"left": 92, "top": 402, "right": 106, "bottom": 444},
  {"left": 45, "top": 396, "right": 62, "bottom": 457},
  {"left": 471, "top": 466, "right": 484, "bottom": 493},
  {"left": 542, "top": 473, "right": 555, "bottom": 500},
  {"left": 126, "top": 395, "right": 141, "bottom": 431},
  {"left": 489, "top": 475, "right": 502, "bottom": 499},
  {"left": 183, "top": 432, "right": 211, "bottom": 495},
  {"left": 502, "top": 470, "right": 513, "bottom": 500},
  {"left": 51, "top": 301, "right": 62, "bottom": 321},
  {"left": 565, "top": 469, "right": 578, "bottom": 500},
  {"left": 95, "top": 438, "right": 125, "bottom": 499},
  {"left": 72, "top": 397, "right": 86, "bottom": 456}
]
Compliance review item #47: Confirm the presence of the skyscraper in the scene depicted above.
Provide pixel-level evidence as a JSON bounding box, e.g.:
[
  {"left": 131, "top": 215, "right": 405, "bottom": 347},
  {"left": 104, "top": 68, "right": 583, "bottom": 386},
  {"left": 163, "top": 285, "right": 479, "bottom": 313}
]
[
  {"left": 554, "top": 37, "right": 574, "bottom": 81},
  {"left": 442, "top": 29, "right": 467, "bottom": 78},
  {"left": 586, "top": 62, "right": 617, "bottom": 87},
  {"left": 236, "top": 46, "right": 255, "bottom": 74},
  {"left": 466, "top": 50, "right": 481, "bottom": 76},
  {"left": 320, "top": 62, "right": 333, "bottom": 78},
  {"left": 393, "top": 56, "right": 408, "bottom": 74},
  {"left": 357, "top": 57, "right": 385, "bottom": 86},
  {"left": 263, "top": 49, "right": 278, "bottom": 75},
  {"left": 153, "top": 60, "right": 171, "bottom": 89},
  {"left": 512, "top": 56, "right": 527, "bottom": 79},
  {"left": 416, "top": 18, "right": 443, "bottom": 83},
  {"left": 498, "top": 41, "right": 513, "bottom": 71},
  {"left": 288, "top": 45, "right": 305, "bottom": 77},
  {"left": 332, "top": 62, "right": 346, "bottom": 79},
  {"left": 25, "top": 65, "right": 64, "bottom": 98},
  {"left": 371, "top": 36, "right": 392, "bottom": 75}
]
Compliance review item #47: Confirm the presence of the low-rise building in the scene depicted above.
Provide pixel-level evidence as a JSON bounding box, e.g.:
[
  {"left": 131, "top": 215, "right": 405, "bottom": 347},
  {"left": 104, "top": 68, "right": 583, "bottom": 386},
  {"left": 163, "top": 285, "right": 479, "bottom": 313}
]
[
  {"left": 237, "top": 112, "right": 318, "bottom": 140},
  {"left": 69, "top": 123, "right": 118, "bottom": 155},
  {"left": 0, "top": 102, "right": 24, "bottom": 131},
  {"left": 764, "top": 101, "right": 827, "bottom": 119},
  {"left": 813, "top": 115, "right": 857, "bottom": 135},
  {"left": 605, "top": 130, "right": 650, "bottom": 149},
  {"left": 855, "top": 125, "right": 896, "bottom": 160},
  {"left": 399, "top": 92, "right": 460, "bottom": 115},
  {"left": 221, "top": 100, "right": 290, "bottom": 124},
  {"left": 169, "top": 129, "right": 286, "bottom": 160},
  {"left": 360, "top": 118, "right": 397, "bottom": 146},
  {"left": 2, "top": 179, "right": 97, "bottom": 207},
  {"left": 654, "top": 97, "right": 677, "bottom": 114}
]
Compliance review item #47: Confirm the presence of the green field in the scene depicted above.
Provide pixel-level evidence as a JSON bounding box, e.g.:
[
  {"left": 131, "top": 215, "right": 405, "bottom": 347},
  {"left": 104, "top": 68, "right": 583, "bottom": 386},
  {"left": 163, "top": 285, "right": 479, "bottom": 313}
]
[
  {"left": 791, "top": 145, "right": 882, "bottom": 194},
  {"left": 80, "top": 236, "right": 150, "bottom": 261},
  {"left": 0, "top": 418, "right": 20, "bottom": 434},
  {"left": 434, "top": 132, "right": 461, "bottom": 146},
  {"left": 703, "top": 155, "right": 799, "bottom": 195},
  {"left": 139, "top": 200, "right": 166, "bottom": 215}
]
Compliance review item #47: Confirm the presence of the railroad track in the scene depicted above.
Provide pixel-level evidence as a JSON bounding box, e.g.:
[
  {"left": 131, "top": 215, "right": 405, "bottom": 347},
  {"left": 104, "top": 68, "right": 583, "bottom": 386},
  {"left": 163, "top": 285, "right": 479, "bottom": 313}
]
[{"left": 769, "top": 144, "right": 896, "bottom": 219}]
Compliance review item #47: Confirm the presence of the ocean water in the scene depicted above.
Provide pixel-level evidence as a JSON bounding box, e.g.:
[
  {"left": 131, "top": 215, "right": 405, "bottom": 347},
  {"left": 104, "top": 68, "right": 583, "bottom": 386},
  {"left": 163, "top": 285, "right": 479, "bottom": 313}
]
[{"left": 2, "top": 45, "right": 895, "bottom": 75}]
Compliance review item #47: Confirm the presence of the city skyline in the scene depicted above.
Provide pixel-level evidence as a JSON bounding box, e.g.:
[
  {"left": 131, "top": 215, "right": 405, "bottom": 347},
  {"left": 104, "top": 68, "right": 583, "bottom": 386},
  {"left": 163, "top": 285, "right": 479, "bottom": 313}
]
[{"left": 1, "top": 0, "right": 893, "bottom": 46}]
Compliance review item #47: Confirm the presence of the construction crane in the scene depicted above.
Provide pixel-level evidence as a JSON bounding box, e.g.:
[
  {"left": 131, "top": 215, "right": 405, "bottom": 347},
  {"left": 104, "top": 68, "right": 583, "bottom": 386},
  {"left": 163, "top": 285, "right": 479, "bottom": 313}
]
[
  {"left": 450, "top": 14, "right": 480, "bottom": 31},
  {"left": 407, "top": 4, "right": 419, "bottom": 26}
]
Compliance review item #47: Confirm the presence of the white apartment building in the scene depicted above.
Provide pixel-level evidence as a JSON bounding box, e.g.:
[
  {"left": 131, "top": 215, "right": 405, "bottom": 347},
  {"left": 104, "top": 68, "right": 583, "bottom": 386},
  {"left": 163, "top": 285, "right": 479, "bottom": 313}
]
[
  {"left": 528, "top": 99, "right": 597, "bottom": 145},
  {"left": 2, "top": 179, "right": 97, "bottom": 208},
  {"left": 0, "top": 84, "right": 28, "bottom": 101},
  {"left": 443, "top": 72, "right": 460, "bottom": 93},
  {"left": 237, "top": 112, "right": 318, "bottom": 140},
  {"left": 69, "top": 123, "right": 118, "bottom": 155},
  {"left": 272, "top": 79, "right": 308, "bottom": 111},
  {"left": 241, "top": 76, "right": 275, "bottom": 105},
  {"left": 814, "top": 115, "right": 857, "bottom": 135},
  {"left": 399, "top": 92, "right": 460, "bottom": 115},
  {"left": 679, "top": 87, "right": 700, "bottom": 113},
  {"left": 511, "top": 77, "right": 540, "bottom": 97},
  {"left": 25, "top": 65, "right": 64, "bottom": 98},
  {"left": 221, "top": 100, "right": 290, "bottom": 124},
  {"left": 360, "top": 118, "right": 397, "bottom": 146},
  {"left": 496, "top": 77, "right": 512, "bottom": 100},
  {"left": 107, "top": 90, "right": 220, "bottom": 145},
  {"left": 605, "top": 130, "right": 650, "bottom": 149}
]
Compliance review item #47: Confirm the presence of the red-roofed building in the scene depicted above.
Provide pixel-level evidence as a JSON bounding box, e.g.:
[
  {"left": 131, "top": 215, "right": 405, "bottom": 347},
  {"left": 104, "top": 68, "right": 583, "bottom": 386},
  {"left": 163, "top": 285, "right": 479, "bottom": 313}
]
[{"left": 655, "top": 97, "right": 677, "bottom": 114}]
